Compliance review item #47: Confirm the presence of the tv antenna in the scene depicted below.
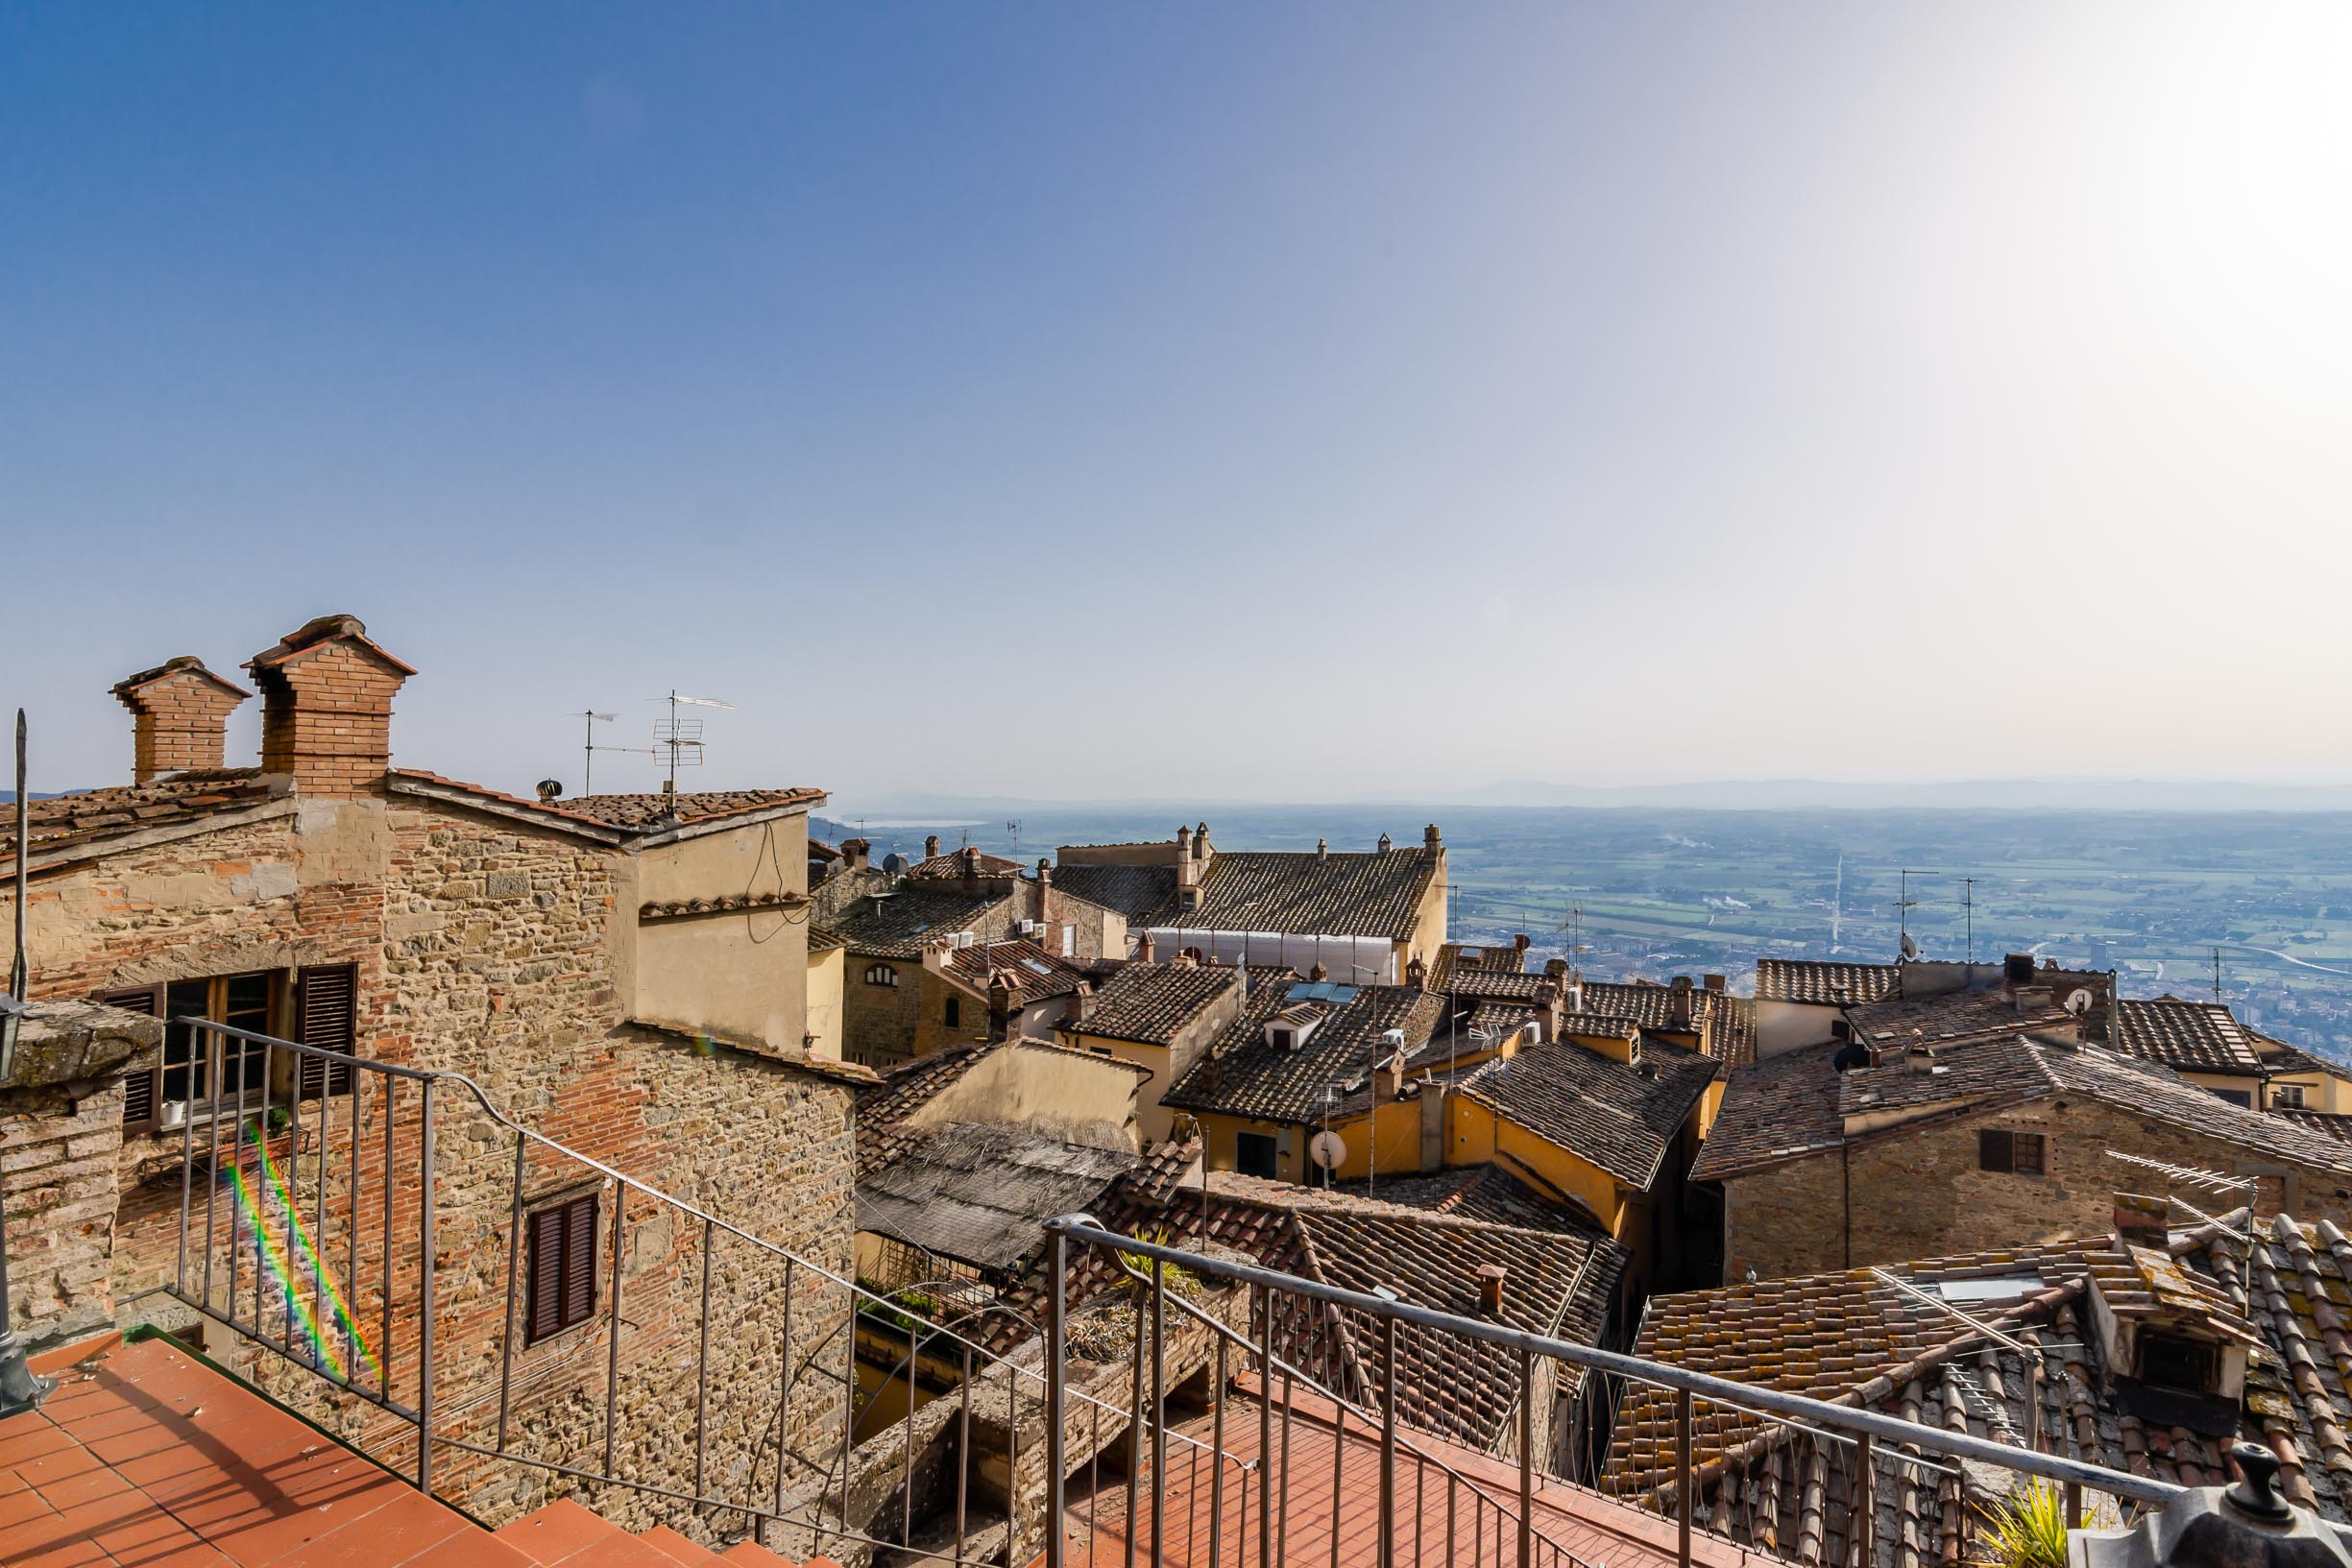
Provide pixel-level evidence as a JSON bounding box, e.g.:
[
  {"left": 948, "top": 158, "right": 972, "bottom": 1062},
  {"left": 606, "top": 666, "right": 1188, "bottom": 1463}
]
[
  {"left": 571, "top": 711, "right": 655, "bottom": 796},
  {"left": 2212, "top": 946, "right": 2225, "bottom": 1006},
  {"left": 1960, "top": 877, "right": 1977, "bottom": 964},
  {"left": 649, "top": 691, "right": 734, "bottom": 794},
  {"left": 1893, "top": 869, "right": 1939, "bottom": 959},
  {"left": 1558, "top": 905, "right": 1591, "bottom": 982},
  {"left": 1006, "top": 820, "right": 1023, "bottom": 857}
]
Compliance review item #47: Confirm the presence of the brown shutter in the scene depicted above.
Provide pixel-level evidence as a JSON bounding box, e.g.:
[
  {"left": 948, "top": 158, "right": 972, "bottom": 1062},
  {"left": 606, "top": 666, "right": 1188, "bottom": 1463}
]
[
  {"left": 528, "top": 1206, "right": 567, "bottom": 1342},
  {"left": 1978, "top": 1129, "right": 2013, "bottom": 1172},
  {"left": 562, "top": 1195, "right": 598, "bottom": 1330},
  {"left": 105, "top": 986, "right": 161, "bottom": 1128},
  {"left": 297, "top": 964, "right": 357, "bottom": 1098}
]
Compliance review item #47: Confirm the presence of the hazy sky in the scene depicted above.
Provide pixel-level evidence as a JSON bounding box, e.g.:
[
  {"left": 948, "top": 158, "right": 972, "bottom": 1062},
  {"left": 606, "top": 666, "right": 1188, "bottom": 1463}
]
[{"left": 5, "top": 5, "right": 2348, "bottom": 806}]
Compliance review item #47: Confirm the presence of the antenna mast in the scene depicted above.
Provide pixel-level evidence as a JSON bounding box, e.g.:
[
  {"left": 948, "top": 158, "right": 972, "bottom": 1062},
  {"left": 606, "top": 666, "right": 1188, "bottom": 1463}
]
[
  {"left": 572, "top": 711, "right": 655, "bottom": 796},
  {"left": 650, "top": 691, "right": 735, "bottom": 794},
  {"left": 1960, "top": 876, "right": 1977, "bottom": 964},
  {"left": 2213, "top": 946, "right": 2224, "bottom": 1006},
  {"left": 1893, "top": 868, "right": 1939, "bottom": 957}
]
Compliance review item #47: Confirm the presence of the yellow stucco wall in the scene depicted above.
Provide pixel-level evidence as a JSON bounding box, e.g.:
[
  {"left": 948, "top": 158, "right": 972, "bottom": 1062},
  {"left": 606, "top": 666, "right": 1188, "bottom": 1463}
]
[
  {"left": 1443, "top": 1095, "right": 1635, "bottom": 1253},
  {"left": 626, "top": 813, "right": 813, "bottom": 1055},
  {"left": 806, "top": 944, "right": 844, "bottom": 1061}
]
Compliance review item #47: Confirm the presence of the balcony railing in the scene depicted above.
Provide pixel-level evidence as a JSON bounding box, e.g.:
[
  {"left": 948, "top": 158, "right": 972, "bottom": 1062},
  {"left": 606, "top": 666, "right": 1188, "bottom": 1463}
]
[{"left": 155, "top": 1018, "right": 2185, "bottom": 1568}]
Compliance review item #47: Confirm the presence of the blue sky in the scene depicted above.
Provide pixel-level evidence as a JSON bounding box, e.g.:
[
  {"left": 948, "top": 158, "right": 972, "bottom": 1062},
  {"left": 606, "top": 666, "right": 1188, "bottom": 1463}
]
[{"left": 5, "top": 5, "right": 2348, "bottom": 806}]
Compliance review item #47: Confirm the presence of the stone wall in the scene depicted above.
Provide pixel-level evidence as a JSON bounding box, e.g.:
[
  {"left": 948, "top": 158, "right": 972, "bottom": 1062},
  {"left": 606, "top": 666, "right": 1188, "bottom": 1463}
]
[
  {"left": 1, "top": 1078, "right": 133, "bottom": 1343},
  {"left": 1723, "top": 1098, "right": 2352, "bottom": 1281},
  {"left": 845, "top": 957, "right": 926, "bottom": 1068}
]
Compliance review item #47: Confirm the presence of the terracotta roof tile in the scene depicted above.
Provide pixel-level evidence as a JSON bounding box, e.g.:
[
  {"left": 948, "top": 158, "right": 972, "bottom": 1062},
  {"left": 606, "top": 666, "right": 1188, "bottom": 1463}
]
[
  {"left": 2111, "top": 996, "right": 2267, "bottom": 1075},
  {"left": 1048, "top": 862, "right": 1184, "bottom": 927},
  {"left": 1159, "top": 848, "right": 1442, "bottom": 942},
  {"left": 2, "top": 769, "right": 283, "bottom": 867},
  {"left": 1754, "top": 960, "right": 1902, "bottom": 1005},
  {"left": 1064, "top": 962, "right": 1246, "bottom": 1047},
  {"left": 1162, "top": 978, "right": 1446, "bottom": 1127},
  {"left": 824, "top": 888, "right": 1010, "bottom": 959},
  {"left": 1458, "top": 1038, "right": 1720, "bottom": 1190}
]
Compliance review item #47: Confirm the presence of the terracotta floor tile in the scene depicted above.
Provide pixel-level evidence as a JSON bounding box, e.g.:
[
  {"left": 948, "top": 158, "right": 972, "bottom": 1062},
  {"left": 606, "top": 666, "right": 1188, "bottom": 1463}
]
[
  {"left": 0, "top": 1418, "right": 82, "bottom": 1469},
  {"left": 563, "top": 1531, "right": 690, "bottom": 1568},
  {"left": 13, "top": 1441, "right": 109, "bottom": 1487},
  {"left": 270, "top": 1486, "right": 470, "bottom": 1568},
  {"left": 403, "top": 1530, "right": 542, "bottom": 1568},
  {"left": 0, "top": 1478, "right": 62, "bottom": 1534},
  {"left": 637, "top": 1523, "right": 721, "bottom": 1563},
  {"left": 32, "top": 1459, "right": 136, "bottom": 1512},
  {"left": 30, "top": 1334, "right": 124, "bottom": 1375},
  {"left": 494, "top": 1497, "right": 622, "bottom": 1561},
  {"left": 88, "top": 1502, "right": 211, "bottom": 1561}
]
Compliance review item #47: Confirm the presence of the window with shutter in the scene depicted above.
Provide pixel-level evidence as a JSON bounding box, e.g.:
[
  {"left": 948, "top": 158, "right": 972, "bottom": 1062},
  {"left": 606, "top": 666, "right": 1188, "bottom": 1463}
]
[
  {"left": 297, "top": 964, "right": 358, "bottom": 1099},
  {"left": 526, "top": 1191, "right": 600, "bottom": 1343},
  {"left": 107, "top": 987, "right": 161, "bottom": 1129},
  {"left": 1978, "top": 1129, "right": 2014, "bottom": 1172}
]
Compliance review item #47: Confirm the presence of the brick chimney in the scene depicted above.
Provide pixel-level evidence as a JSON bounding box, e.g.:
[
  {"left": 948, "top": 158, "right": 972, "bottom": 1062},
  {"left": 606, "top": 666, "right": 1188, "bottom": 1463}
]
[
  {"left": 839, "top": 838, "right": 871, "bottom": 872},
  {"left": 110, "top": 657, "right": 250, "bottom": 783},
  {"left": 2115, "top": 1192, "right": 2170, "bottom": 1250},
  {"left": 925, "top": 834, "right": 941, "bottom": 859},
  {"left": 959, "top": 845, "right": 981, "bottom": 894},
  {"left": 1064, "top": 979, "right": 1094, "bottom": 1027},
  {"left": 1135, "top": 929, "right": 1156, "bottom": 963},
  {"left": 244, "top": 615, "right": 415, "bottom": 798},
  {"left": 1669, "top": 976, "right": 1694, "bottom": 1029}
]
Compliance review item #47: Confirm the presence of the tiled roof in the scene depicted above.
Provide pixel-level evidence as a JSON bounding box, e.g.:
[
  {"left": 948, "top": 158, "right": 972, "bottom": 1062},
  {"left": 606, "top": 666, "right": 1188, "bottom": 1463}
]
[
  {"left": 936, "top": 936, "right": 1088, "bottom": 1002},
  {"left": 2257, "top": 1034, "right": 2346, "bottom": 1076},
  {"left": 855, "top": 1045, "right": 992, "bottom": 1166},
  {"left": 809, "top": 924, "right": 848, "bottom": 953},
  {"left": 1048, "top": 863, "right": 1183, "bottom": 927},
  {"left": 1609, "top": 1209, "right": 2352, "bottom": 1551},
  {"left": 1161, "top": 978, "right": 1446, "bottom": 1126},
  {"left": 1157, "top": 847, "right": 1442, "bottom": 942},
  {"left": 856, "top": 1120, "right": 1136, "bottom": 1275},
  {"left": 1754, "top": 959, "right": 1901, "bottom": 1005},
  {"left": 1443, "top": 968, "right": 1548, "bottom": 1002},
  {"left": 2111, "top": 996, "right": 2267, "bottom": 1075},
  {"left": 532, "top": 785, "right": 827, "bottom": 829},
  {"left": 1009, "top": 1171, "right": 1629, "bottom": 1454},
  {"left": 2276, "top": 1107, "right": 2352, "bottom": 1145},
  {"left": 1842, "top": 988, "right": 2075, "bottom": 1049},
  {"left": 1062, "top": 962, "right": 1246, "bottom": 1046},
  {"left": 1425, "top": 942, "right": 1530, "bottom": 991},
  {"left": 1457, "top": 1039, "right": 1720, "bottom": 1190},
  {"left": 909, "top": 849, "right": 1023, "bottom": 879},
  {"left": 824, "top": 887, "right": 1010, "bottom": 959},
  {"left": 1329, "top": 1163, "right": 1609, "bottom": 1236},
  {"left": 1692, "top": 1033, "right": 2352, "bottom": 1183},
  {"left": 1, "top": 769, "right": 284, "bottom": 867}
]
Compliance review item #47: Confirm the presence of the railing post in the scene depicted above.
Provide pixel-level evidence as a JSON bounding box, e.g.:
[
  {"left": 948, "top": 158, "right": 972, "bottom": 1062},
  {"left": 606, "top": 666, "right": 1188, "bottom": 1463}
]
[
  {"left": 693, "top": 1218, "right": 715, "bottom": 1499},
  {"left": 1328, "top": 1403, "right": 1346, "bottom": 1568},
  {"left": 380, "top": 1074, "right": 396, "bottom": 1399},
  {"left": 1380, "top": 1318, "right": 1398, "bottom": 1568},
  {"left": 603, "top": 1180, "right": 627, "bottom": 1480},
  {"left": 347, "top": 1058, "right": 361, "bottom": 1379},
  {"left": 773, "top": 1255, "right": 797, "bottom": 1530},
  {"left": 1211, "top": 1331, "right": 1229, "bottom": 1568},
  {"left": 1276, "top": 1372, "right": 1295, "bottom": 1568},
  {"left": 1674, "top": 1387, "right": 1692, "bottom": 1568},
  {"left": 2064, "top": 1480, "right": 2082, "bottom": 1531},
  {"left": 1151, "top": 1258, "right": 1168, "bottom": 1568},
  {"left": 1128, "top": 1275, "right": 1144, "bottom": 1568},
  {"left": 417, "top": 1075, "right": 437, "bottom": 1494},
  {"left": 1258, "top": 1290, "right": 1274, "bottom": 1568},
  {"left": 1517, "top": 1347, "right": 1535, "bottom": 1568},
  {"left": 1048, "top": 1226, "right": 1068, "bottom": 1568},
  {"left": 958, "top": 1344, "right": 974, "bottom": 1568},
  {"left": 496, "top": 1130, "right": 525, "bottom": 1453},
  {"left": 1854, "top": 1430, "right": 1873, "bottom": 1568}
]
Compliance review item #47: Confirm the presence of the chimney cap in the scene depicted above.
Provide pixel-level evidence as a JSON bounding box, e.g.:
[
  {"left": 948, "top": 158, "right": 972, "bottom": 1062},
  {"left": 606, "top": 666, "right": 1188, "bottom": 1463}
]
[
  {"left": 111, "top": 655, "right": 252, "bottom": 704},
  {"left": 247, "top": 613, "right": 418, "bottom": 677}
]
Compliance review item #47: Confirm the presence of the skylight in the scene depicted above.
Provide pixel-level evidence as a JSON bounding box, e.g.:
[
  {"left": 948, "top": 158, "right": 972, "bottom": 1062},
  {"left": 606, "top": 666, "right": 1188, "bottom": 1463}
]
[{"left": 1936, "top": 1275, "right": 2040, "bottom": 1304}]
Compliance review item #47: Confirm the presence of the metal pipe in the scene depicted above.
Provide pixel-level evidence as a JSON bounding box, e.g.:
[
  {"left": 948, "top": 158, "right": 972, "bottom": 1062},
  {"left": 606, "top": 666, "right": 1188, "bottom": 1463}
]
[
  {"left": 1128, "top": 1279, "right": 1144, "bottom": 1568},
  {"left": 1048, "top": 1218, "right": 2183, "bottom": 1508},
  {"left": 348, "top": 1057, "right": 361, "bottom": 1380},
  {"left": 497, "top": 1130, "right": 525, "bottom": 1452},
  {"left": 958, "top": 1344, "right": 973, "bottom": 1568},
  {"left": 204, "top": 1035, "right": 223, "bottom": 1312},
  {"left": 775, "top": 1255, "right": 797, "bottom": 1529},
  {"left": 1258, "top": 1290, "right": 1274, "bottom": 1568},
  {"left": 229, "top": 1025, "right": 250, "bottom": 1333},
  {"left": 903, "top": 1316, "right": 918, "bottom": 1549},
  {"left": 313, "top": 1063, "right": 329, "bottom": 1368},
  {"left": 176, "top": 1033, "right": 195, "bottom": 1301},
  {"left": 256, "top": 1039, "right": 275, "bottom": 1343},
  {"left": 1276, "top": 1372, "right": 1294, "bottom": 1568},
  {"left": 417, "top": 1076, "right": 437, "bottom": 1493},
  {"left": 1854, "top": 1431, "right": 1874, "bottom": 1568},
  {"left": 381, "top": 1074, "right": 396, "bottom": 1400},
  {"left": 1328, "top": 1402, "right": 1346, "bottom": 1568},
  {"left": 1008, "top": 1353, "right": 1023, "bottom": 1568}
]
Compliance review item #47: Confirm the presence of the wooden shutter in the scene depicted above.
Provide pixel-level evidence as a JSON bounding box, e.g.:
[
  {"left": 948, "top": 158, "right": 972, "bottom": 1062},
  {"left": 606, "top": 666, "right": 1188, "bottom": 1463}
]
[
  {"left": 562, "top": 1195, "right": 598, "bottom": 1330},
  {"left": 1978, "top": 1129, "right": 2013, "bottom": 1172},
  {"left": 527, "top": 1205, "right": 567, "bottom": 1342},
  {"left": 105, "top": 986, "right": 161, "bottom": 1129},
  {"left": 296, "top": 964, "right": 357, "bottom": 1098}
]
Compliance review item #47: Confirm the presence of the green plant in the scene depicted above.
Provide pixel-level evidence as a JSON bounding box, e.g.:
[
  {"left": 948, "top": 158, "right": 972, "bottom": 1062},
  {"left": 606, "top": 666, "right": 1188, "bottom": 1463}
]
[
  {"left": 1119, "top": 1225, "right": 1204, "bottom": 1298},
  {"left": 266, "top": 1105, "right": 293, "bottom": 1136},
  {"left": 1971, "top": 1482, "right": 2077, "bottom": 1568}
]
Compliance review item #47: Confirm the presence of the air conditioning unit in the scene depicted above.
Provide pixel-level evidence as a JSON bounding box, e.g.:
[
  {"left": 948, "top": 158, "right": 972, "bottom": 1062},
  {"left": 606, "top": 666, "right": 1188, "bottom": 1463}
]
[
  {"left": 1380, "top": 1028, "right": 1406, "bottom": 1048},
  {"left": 1021, "top": 920, "right": 1043, "bottom": 937},
  {"left": 954, "top": 932, "right": 978, "bottom": 950}
]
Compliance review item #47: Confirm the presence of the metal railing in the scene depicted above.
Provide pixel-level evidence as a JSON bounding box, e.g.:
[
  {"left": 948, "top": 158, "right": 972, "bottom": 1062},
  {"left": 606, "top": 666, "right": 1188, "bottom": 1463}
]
[
  {"left": 1044, "top": 1218, "right": 2184, "bottom": 1568},
  {"left": 158, "top": 1018, "right": 1233, "bottom": 1564}
]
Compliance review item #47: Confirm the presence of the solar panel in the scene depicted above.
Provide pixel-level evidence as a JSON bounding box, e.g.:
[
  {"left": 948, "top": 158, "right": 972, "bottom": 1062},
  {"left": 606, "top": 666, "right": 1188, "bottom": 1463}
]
[{"left": 1332, "top": 985, "right": 1358, "bottom": 1002}]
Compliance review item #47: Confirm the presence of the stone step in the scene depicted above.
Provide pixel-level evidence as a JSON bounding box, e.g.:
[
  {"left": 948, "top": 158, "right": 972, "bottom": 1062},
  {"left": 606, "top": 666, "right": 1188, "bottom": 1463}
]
[
  {"left": 639, "top": 1523, "right": 726, "bottom": 1563},
  {"left": 718, "top": 1540, "right": 799, "bottom": 1566},
  {"left": 495, "top": 1497, "right": 637, "bottom": 1563}
]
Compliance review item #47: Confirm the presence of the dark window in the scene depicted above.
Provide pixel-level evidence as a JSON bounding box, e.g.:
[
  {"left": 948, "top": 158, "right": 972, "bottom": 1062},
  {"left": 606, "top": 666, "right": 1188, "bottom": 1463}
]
[
  {"left": 943, "top": 997, "right": 961, "bottom": 1028},
  {"left": 1236, "top": 1132, "right": 1279, "bottom": 1179},
  {"left": 105, "top": 971, "right": 282, "bottom": 1133},
  {"left": 2213, "top": 1089, "right": 2253, "bottom": 1108},
  {"left": 2274, "top": 1084, "right": 2309, "bottom": 1110},
  {"left": 863, "top": 964, "right": 898, "bottom": 988},
  {"left": 527, "top": 1193, "right": 599, "bottom": 1343},
  {"left": 1979, "top": 1129, "right": 2047, "bottom": 1176},
  {"left": 2138, "top": 1334, "right": 2219, "bottom": 1392}
]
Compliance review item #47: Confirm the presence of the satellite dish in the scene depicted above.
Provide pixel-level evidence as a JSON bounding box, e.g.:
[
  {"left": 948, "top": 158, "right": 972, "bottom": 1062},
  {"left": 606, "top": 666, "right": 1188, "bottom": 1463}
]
[
  {"left": 1308, "top": 1130, "right": 1347, "bottom": 1170},
  {"left": 1900, "top": 932, "right": 1920, "bottom": 960},
  {"left": 2066, "top": 988, "right": 2095, "bottom": 1015}
]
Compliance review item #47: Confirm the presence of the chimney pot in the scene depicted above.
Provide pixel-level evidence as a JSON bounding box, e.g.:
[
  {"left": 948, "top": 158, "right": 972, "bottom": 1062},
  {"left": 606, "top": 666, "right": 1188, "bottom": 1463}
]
[
  {"left": 1377, "top": 832, "right": 1393, "bottom": 854},
  {"left": 1473, "top": 1263, "right": 1508, "bottom": 1316},
  {"left": 1424, "top": 824, "right": 1442, "bottom": 848},
  {"left": 925, "top": 834, "right": 941, "bottom": 858},
  {"left": 1135, "top": 930, "right": 1156, "bottom": 963},
  {"left": 1514, "top": 933, "right": 1531, "bottom": 953}
]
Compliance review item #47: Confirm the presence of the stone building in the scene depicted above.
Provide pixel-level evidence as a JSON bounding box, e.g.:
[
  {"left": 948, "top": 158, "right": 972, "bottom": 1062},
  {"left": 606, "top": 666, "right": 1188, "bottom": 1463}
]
[
  {"left": 1055, "top": 820, "right": 1450, "bottom": 981},
  {"left": 0, "top": 612, "right": 868, "bottom": 1540},
  {"left": 1051, "top": 951, "right": 1259, "bottom": 1144},
  {"left": 1695, "top": 1024, "right": 2352, "bottom": 1281}
]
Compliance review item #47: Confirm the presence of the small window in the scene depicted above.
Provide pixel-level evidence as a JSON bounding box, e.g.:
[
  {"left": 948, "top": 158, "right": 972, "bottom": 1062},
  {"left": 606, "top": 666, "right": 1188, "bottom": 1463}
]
[
  {"left": 2272, "top": 1084, "right": 2308, "bottom": 1110},
  {"left": 1979, "top": 1129, "right": 2046, "bottom": 1177},
  {"left": 527, "top": 1193, "right": 599, "bottom": 1343},
  {"left": 2213, "top": 1089, "right": 2253, "bottom": 1108},
  {"left": 1061, "top": 924, "right": 1076, "bottom": 957},
  {"left": 2138, "top": 1333, "right": 2219, "bottom": 1393},
  {"left": 1236, "top": 1132, "right": 1279, "bottom": 1179},
  {"left": 943, "top": 997, "right": 961, "bottom": 1028},
  {"left": 863, "top": 964, "right": 899, "bottom": 988}
]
